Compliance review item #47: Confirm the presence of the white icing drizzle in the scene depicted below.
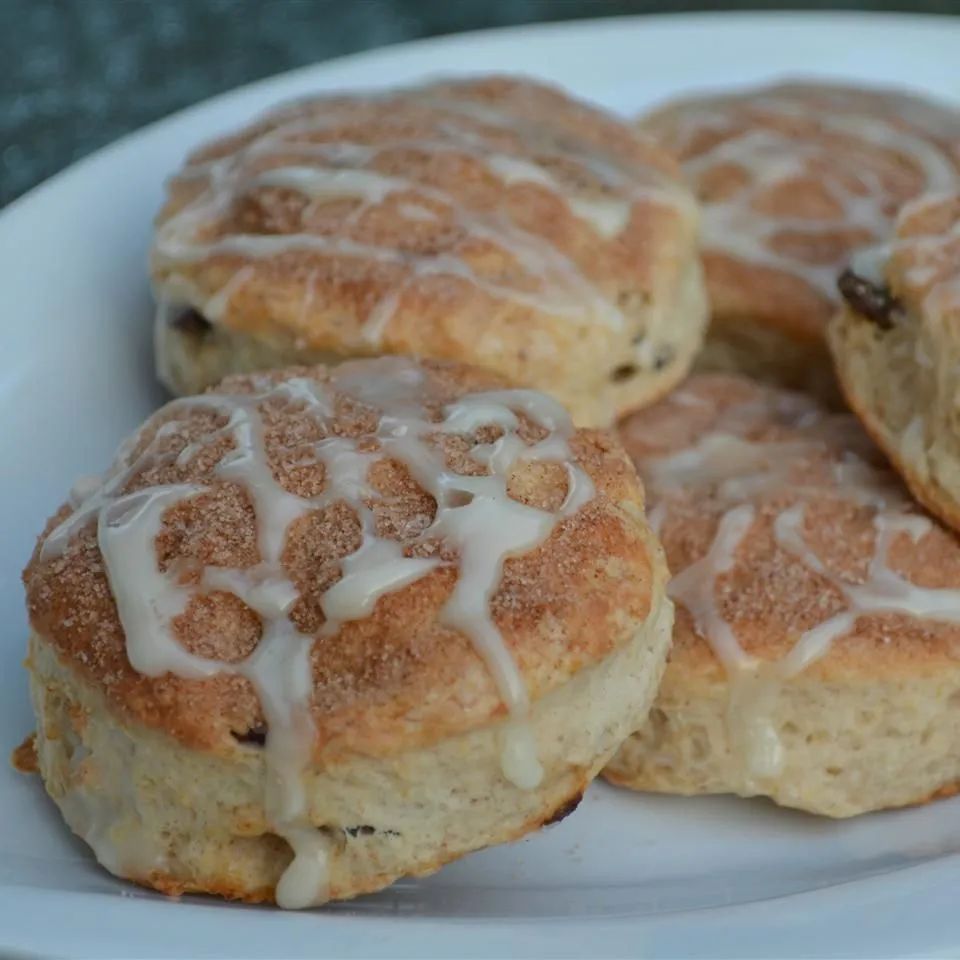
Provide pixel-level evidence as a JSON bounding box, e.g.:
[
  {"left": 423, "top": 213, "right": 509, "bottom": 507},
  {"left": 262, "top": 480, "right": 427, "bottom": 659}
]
[
  {"left": 849, "top": 242, "right": 892, "bottom": 287},
  {"left": 153, "top": 83, "right": 691, "bottom": 345},
  {"left": 485, "top": 153, "right": 631, "bottom": 238},
  {"left": 251, "top": 166, "right": 409, "bottom": 205},
  {"left": 43, "top": 358, "right": 593, "bottom": 907},
  {"left": 669, "top": 88, "right": 960, "bottom": 295},
  {"left": 647, "top": 433, "right": 819, "bottom": 503},
  {"left": 156, "top": 163, "right": 624, "bottom": 341},
  {"left": 638, "top": 386, "right": 960, "bottom": 781},
  {"left": 896, "top": 193, "right": 960, "bottom": 319},
  {"left": 398, "top": 202, "right": 439, "bottom": 223},
  {"left": 770, "top": 504, "right": 957, "bottom": 676},
  {"left": 668, "top": 504, "right": 757, "bottom": 671},
  {"left": 203, "top": 265, "right": 257, "bottom": 322}
]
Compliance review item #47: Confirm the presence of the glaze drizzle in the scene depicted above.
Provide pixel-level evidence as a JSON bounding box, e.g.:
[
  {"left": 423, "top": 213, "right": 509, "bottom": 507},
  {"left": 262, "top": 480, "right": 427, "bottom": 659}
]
[
  {"left": 153, "top": 81, "right": 693, "bottom": 350},
  {"left": 42, "top": 358, "right": 593, "bottom": 908},
  {"left": 656, "top": 85, "right": 960, "bottom": 297},
  {"left": 633, "top": 382, "right": 960, "bottom": 780}
]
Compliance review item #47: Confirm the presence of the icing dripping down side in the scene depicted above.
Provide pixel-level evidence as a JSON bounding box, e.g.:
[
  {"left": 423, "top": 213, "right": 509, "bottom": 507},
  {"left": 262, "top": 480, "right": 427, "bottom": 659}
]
[
  {"left": 42, "top": 358, "right": 594, "bottom": 908},
  {"left": 667, "top": 504, "right": 756, "bottom": 672},
  {"left": 637, "top": 386, "right": 960, "bottom": 782}
]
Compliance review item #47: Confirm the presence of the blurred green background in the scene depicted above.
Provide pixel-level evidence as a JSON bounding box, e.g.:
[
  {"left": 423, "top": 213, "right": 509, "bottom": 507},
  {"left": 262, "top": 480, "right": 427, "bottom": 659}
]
[{"left": 4, "top": 0, "right": 959, "bottom": 205}]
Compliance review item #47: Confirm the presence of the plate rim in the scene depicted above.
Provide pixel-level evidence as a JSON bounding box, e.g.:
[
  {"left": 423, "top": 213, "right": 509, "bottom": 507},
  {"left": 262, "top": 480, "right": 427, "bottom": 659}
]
[
  {"left": 4, "top": 9, "right": 960, "bottom": 958},
  {"left": 3, "top": 8, "right": 959, "bottom": 220}
]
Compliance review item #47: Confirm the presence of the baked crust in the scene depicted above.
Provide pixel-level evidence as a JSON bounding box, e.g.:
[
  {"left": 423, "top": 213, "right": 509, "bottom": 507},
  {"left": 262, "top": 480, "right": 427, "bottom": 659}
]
[
  {"left": 151, "top": 75, "right": 706, "bottom": 426},
  {"left": 642, "top": 82, "right": 960, "bottom": 375},
  {"left": 830, "top": 192, "right": 960, "bottom": 533},
  {"left": 24, "top": 358, "right": 660, "bottom": 760},
  {"left": 606, "top": 373, "right": 960, "bottom": 816},
  {"left": 23, "top": 355, "right": 674, "bottom": 904}
]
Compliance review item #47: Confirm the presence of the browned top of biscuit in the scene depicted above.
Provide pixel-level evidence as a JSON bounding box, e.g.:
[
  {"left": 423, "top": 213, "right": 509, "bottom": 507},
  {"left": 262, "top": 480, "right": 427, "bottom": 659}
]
[
  {"left": 151, "top": 75, "right": 697, "bottom": 398},
  {"left": 618, "top": 373, "right": 960, "bottom": 682},
  {"left": 642, "top": 82, "right": 960, "bottom": 341},
  {"left": 24, "top": 359, "right": 660, "bottom": 759}
]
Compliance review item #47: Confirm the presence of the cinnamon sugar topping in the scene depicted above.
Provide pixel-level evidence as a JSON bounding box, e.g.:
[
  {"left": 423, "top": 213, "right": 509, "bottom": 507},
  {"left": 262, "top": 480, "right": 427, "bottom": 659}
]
[
  {"left": 153, "top": 78, "right": 692, "bottom": 348},
  {"left": 651, "top": 84, "right": 960, "bottom": 297},
  {"left": 38, "top": 357, "right": 594, "bottom": 908},
  {"left": 622, "top": 375, "right": 960, "bottom": 782}
]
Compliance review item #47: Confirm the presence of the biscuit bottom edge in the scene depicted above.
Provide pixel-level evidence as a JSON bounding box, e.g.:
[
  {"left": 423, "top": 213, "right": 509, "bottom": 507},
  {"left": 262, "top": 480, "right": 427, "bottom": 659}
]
[
  {"left": 604, "top": 666, "right": 960, "bottom": 818},
  {"left": 26, "top": 594, "right": 672, "bottom": 904}
]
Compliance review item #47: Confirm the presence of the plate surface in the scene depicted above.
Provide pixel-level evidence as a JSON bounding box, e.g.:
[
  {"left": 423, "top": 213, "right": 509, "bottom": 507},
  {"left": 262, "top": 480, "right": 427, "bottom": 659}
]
[{"left": 3, "top": 12, "right": 960, "bottom": 958}]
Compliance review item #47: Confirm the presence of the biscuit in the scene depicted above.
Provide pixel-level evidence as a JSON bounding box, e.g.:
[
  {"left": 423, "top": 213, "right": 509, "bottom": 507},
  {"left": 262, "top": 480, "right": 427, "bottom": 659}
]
[
  {"left": 22, "top": 357, "right": 672, "bottom": 905},
  {"left": 151, "top": 76, "right": 706, "bottom": 426},
  {"left": 605, "top": 373, "right": 960, "bottom": 817},
  {"left": 830, "top": 192, "right": 960, "bottom": 532},
  {"left": 641, "top": 83, "right": 960, "bottom": 398}
]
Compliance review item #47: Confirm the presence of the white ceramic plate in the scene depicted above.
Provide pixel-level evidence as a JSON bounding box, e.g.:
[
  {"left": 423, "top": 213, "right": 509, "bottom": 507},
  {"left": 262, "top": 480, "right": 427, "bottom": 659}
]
[{"left": 3, "top": 12, "right": 960, "bottom": 958}]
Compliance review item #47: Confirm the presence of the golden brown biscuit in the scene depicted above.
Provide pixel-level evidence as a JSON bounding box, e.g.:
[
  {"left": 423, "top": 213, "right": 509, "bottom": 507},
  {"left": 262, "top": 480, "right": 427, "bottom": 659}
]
[
  {"left": 830, "top": 192, "right": 960, "bottom": 532},
  {"left": 152, "top": 76, "right": 706, "bottom": 426},
  {"left": 605, "top": 373, "right": 960, "bottom": 817},
  {"left": 641, "top": 82, "right": 960, "bottom": 399},
  {"left": 22, "top": 357, "right": 671, "bottom": 906}
]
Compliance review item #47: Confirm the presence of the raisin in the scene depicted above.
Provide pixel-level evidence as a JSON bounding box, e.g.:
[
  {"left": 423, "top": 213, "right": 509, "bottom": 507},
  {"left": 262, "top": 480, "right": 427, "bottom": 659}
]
[
  {"left": 171, "top": 307, "right": 213, "bottom": 337},
  {"left": 231, "top": 724, "right": 267, "bottom": 746},
  {"left": 838, "top": 268, "right": 901, "bottom": 331},
  {"left": 611, "top": 364, "right": 638, "bottom": 382}
]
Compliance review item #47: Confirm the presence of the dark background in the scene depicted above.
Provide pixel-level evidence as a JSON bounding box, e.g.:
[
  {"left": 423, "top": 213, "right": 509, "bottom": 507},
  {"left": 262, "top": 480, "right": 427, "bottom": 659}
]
[{"left": 5, "top": 0, "right": 960, "bottom": 206}]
